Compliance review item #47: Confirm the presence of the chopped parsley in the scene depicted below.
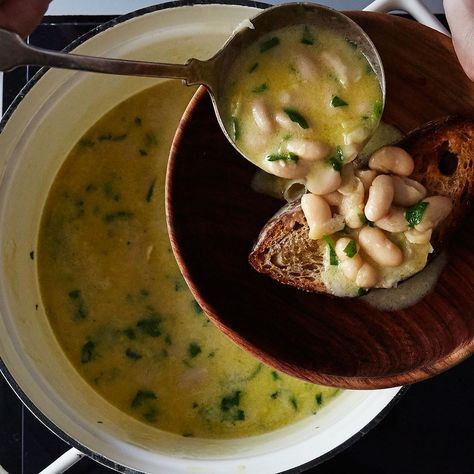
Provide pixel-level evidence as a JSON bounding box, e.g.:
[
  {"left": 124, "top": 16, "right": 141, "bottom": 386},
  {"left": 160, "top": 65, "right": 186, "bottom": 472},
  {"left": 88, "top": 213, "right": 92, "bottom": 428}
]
[
  {"left": 260, "top": 36, "right": 280, "bottom": 52},
  {"left": 373, "top": 99, "right": 383, "bottom": 119},
  {"left": 331, "top": 95, "right": 348, "bottom": 107},
  {"left": 252, "top": 83, "right": 268, "bottom": 93},
  {"left": 136, "top": 316, "right": 161, "bottom": 337},
  {"left": 343, "top": 240, "right": 357, "bottom": 258},
  {"left": 131, "top": 390, "right": 157, "bottom": 408},
  {"left": 267, "top": 152, "right": 299, "bottom": 163},
  {"left": 188, "top": 342, "right": 202, "bottom": 358},
  {"left": 80, "top": 341, "right": 95, "bottom": 364},
  {"left": 327, "top": 145, "right": 344, "bottom": 172},
  {"left": 125, "top": 348, "right": 142, "bottom": 360},
  {"left": 323, "top": 235, "right": 338, "bottom": 266},
  {"left": 146, "top": 179, "right": 156, "bottom": 202},
  {"left": 283, "top": 108, "right": 309, "bottom": 129},
  {"left": 103, "top": 211, "right": 134, "bottom": 223},
  {"left": 248, "top": 62, "right": 259, "bottom": 73},
  {"left": 405, "top": 201, "right": 429, "bottom": 228},
  {"left": 358, "top": 213, "right": 374, "bottom": 227},
  {"left": 345, "top": 37, "right": 358, "bottom": 49},
  {"left": 301, "top": 26, "right": 315, "bottom": 45},
  {"left": 231, "top": 116, "right": 240, "bottom": 141}
]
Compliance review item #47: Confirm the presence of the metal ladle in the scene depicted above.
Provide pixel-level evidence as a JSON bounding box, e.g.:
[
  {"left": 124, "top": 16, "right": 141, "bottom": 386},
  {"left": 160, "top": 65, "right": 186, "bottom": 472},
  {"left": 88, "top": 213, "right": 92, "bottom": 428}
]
[{"left": 0, "top": 3, "right": 385, "bottom": 166}]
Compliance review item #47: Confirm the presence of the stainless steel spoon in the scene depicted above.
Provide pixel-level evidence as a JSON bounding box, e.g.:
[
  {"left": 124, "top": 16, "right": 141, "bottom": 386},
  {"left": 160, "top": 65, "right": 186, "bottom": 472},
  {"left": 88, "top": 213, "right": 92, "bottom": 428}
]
[{"left": 0, "top": 3, "right": 385, "bottom": 165}]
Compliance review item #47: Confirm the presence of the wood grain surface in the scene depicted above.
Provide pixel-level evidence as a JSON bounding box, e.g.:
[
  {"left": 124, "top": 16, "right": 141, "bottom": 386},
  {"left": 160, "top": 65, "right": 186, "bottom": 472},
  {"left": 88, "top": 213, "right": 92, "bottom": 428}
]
[{"left": 166, "top": 12, "right": 474, "bottom": 389}]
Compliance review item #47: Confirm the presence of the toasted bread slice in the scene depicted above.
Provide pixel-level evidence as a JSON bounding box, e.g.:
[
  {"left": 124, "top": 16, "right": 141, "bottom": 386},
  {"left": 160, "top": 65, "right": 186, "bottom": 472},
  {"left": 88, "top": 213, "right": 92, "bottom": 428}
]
[{"left": 249, "top": 117, "right": 474, "bottom": 293}]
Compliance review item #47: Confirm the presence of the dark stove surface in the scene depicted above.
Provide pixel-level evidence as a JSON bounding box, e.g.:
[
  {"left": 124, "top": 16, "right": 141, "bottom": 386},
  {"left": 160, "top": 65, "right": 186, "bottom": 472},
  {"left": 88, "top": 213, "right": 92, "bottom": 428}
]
[{"left": 0, "top": 13, "right": 473, "bottom": 474}]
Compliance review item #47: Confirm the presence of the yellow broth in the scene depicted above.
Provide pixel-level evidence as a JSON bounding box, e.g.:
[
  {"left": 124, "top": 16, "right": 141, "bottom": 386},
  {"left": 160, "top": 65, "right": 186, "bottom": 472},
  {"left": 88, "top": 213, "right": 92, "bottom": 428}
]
[
  {"left": 224, "top": 24, "right": 382, "bottom": 188},
  {"left": 38, "top": 80, "right": 339, "bottom": 438}
]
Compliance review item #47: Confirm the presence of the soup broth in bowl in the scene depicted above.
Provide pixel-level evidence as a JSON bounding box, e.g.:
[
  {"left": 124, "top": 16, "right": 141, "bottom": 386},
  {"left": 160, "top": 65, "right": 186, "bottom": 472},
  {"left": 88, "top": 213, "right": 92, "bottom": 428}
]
[{"left": 38, "top": 79, "right": 339, "bottom": 439}]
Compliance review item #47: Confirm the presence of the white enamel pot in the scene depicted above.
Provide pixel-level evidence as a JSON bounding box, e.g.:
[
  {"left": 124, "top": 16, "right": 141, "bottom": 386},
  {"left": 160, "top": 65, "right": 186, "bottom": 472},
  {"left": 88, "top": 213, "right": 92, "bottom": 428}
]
[{"left": 0, "top": 1, "right": 437, "bottom": 472}]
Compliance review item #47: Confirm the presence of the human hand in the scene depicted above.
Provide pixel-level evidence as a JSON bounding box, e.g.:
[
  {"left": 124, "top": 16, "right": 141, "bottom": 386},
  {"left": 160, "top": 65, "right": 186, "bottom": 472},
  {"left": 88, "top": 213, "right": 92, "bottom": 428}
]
[
  {"left": 444, "top": 0, "right": 474, "bottom": 81},
  {"left": 0, "top": 0, "right": 51, "bottom": 38}
]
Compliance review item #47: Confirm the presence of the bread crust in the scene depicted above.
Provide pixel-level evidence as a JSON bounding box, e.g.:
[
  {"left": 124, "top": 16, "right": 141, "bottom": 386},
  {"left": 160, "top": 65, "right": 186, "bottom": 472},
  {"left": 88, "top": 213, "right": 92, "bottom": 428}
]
[{"left": 249, "top": 117, "right": 474, "bottom": 294}]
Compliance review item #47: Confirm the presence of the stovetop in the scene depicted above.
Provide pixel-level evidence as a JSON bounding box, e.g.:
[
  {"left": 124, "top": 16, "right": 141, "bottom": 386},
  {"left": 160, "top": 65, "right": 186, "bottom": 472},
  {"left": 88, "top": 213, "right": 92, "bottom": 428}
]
[{"left": 0, "top": 11, "right": 473, "bottom": 474}]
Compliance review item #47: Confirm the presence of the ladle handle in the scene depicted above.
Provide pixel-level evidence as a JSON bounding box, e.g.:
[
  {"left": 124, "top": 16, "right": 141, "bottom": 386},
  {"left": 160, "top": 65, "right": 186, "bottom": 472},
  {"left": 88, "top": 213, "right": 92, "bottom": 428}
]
[{"left": 0, "top": 28, "right": 205, "bottom": 85}]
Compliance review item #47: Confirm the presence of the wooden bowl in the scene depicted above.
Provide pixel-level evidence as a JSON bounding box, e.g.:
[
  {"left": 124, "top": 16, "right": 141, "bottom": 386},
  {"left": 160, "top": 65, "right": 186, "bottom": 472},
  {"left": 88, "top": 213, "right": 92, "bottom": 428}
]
[{"left": 166, "top": 12, "right": 474, "bottom": 389}]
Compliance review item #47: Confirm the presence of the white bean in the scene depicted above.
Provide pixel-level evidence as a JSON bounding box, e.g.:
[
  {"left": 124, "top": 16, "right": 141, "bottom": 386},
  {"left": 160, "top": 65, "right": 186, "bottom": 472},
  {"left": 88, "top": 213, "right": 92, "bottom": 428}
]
[
  {"left": 375, "top": 206, "right": 409, "bottom": 233},
  {"left": 415, "top": 196, "right": 453, "bottom": 232},
  {"left": 405, "top": 228, "right": 432, "bottom": 245},
  {"left": 341, "top": 255, "right": 364, "bottom": 281},
  {"left": 343, "top": 127, "right": 370, "bottom": 146},
  {"left": 359, "top": 226, "right": 403, "bottom": 267},
  {"left": 339, "top": 177, "right": 365, "bottom": 229},
  {"left": 321, "top": 51, "right": 349, "bottom": 87},
  {"left": 355, "top": 169, "right": 378, "bottom": 193},
  {"left": 392, "top": 176, "right": 427, "bottom": 207},
  {"left": 355, "top": 262, "right": 379, "bottom": 288},
  {"left": 301, "top": 193, "right": 343, "bottom": 240},
  {"left": 364, "top": 175, "right": 394, "bottom": 222},
  {"left": 251, "top": 98, "right": 274, "bottom": 134},
  {"left": 295, "top": 52, "right": 319, "bottom": 81},
  {"left": 265, "top": 157, "right": 310, "bottom": 179},
  {"left": 306, "top": 161, "right": 342, "bottom": 195},
  {"left": 301, "top": 193, "right": 331, "bottom": 238},
  {"left": 286, "top": 139, "right": 330, "bottom": 161},
  {"left": 369, "top": 146, "right": 415, "bottom": 176},
  {"left": 341, "top": 143, "right": 360, "bottom": 163},
  {"left": 323, "top": 191, "right": 343, "bottom": 207}
]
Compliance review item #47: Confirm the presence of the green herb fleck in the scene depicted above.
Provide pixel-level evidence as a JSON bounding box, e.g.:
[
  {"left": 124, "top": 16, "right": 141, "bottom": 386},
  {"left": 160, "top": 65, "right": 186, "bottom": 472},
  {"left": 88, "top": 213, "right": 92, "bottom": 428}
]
[
  {"left": 405, "top": 201, "right": 429, "bottom": 228},
  {"left": 267, "top": 152, "right": 299, "bottom": 163},
  {"left": 164, "top": 335, "right": 172, "bottom": 345},
  {"left": 182, "top": 432, "right": 194, "bottom": 437},
  {"left": 366, "top": 63, "right": 374, "bottom": 75},
  {"left": 357, "top": 287, "right": 369, "bottom": 296},
  {"left": 98, "top": 133, "right": 127, "bottom": 142},
  {"left": 221, "top": 390, "right": 241, "bottom": 411},
  {"left": 103, "top": 211, "right": 134, "bottom": 223},
  {"left": 134, "top": 117, "right": 142, "bottom": 126},
  {"left": 81, "top": 341, "right": 95, "bottom": 364},
  {"left": 248, "top": 62, "right": 259, "bottom": 73},
  {"left": 146, "top": 179, "right": 156, "bottom": 203},
  {"left": 327, "top": 145, "right": 344, "bottom": 172},
  {"left": 343, "top": 240, "right": 357, "bottom": 258},
  {"left": 131, "top": 390, "right": 157, "bottom": 408},
  {"left": 125, "top": 348, "right": 142, "bottom": 360},
  {"left": 358, "top": 213, "right": 374, "bottom": 227},
  {"left": 79, "top": 137, "right": 95, "bottom": 148},
  {"left": 323, "top": 235, "right": 338, "bottom": 266},
  {"left": 290, "top": 397, "right": 298, "bottom": 411},
  {"left": 373, "top": 99, "right": 383, "bottom": 119},
  {"left": 123, "top": 328, "right": 136, "bottom": 340},
  {"left": 260, "top": 36, "right": 280, "bottom": 52},
  {"left": 68, "top": 290, "right": 88, "bottom": 320},
  {"left": 191, "top": 300, "right": 203, "bottom": 315},
  {"left": 316, "top": 393, "right": 323, "bottom": 406},
  {"left": 283, "top": 108, "right": 309, "bottom": 129},
  {"left": 188, "top": 342, "right": 202, "bottom": 358},
  {"left": 331, "top": 95, "right": 348, "bottom": 107},
  {"left": 68, "top": 289, "right": 81, "bottom": 300},
  {"left": 136, "top": 317, "right": 161, "bottom": 337},
  {"left": 270, "top": 391, "right": 280, "bottom": 399},
  {"left": 252, "top": 83, "right": 268, "bottom": 93},
  {"left": 271, "top": 371, "right": 280, "bottom": 381},
  {"left": 29, "top": 251, "right": 34, "bottom": 260},
  {"left": 301, "top": 25, "right": 315, "bottom": 45},
  {"left": 139, "top": 149, "right": 148, "bottom": 156},
  {"left": 231, "top": 116, "right": 240, "bottom": 141}
]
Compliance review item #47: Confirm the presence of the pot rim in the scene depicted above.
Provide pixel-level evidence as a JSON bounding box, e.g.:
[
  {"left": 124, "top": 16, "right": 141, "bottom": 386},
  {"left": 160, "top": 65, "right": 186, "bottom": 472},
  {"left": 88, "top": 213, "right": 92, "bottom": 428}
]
[{"left": 0, "top": 1, "right": 405, "bottom": 473}]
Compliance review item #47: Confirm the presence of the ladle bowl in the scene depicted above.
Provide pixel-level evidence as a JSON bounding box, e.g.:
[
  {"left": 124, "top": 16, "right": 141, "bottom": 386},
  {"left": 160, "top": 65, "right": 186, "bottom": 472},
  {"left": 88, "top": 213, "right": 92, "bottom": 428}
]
[
  {"left": 166, "top": 11, "right": 474, "bottom": 390},
  {"left": 0, "top": 3, "right": 384, "bottom": 169}
]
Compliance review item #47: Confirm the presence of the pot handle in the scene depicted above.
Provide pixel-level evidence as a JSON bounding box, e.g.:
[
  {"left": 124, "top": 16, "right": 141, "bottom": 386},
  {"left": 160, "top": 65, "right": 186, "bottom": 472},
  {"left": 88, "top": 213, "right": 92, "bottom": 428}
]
[
  {"left": 364, "top": 0, "right": 450, "bottom": 36},
  {"left": 38, "top": 448, "right": 84, "bottom": 474}
]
